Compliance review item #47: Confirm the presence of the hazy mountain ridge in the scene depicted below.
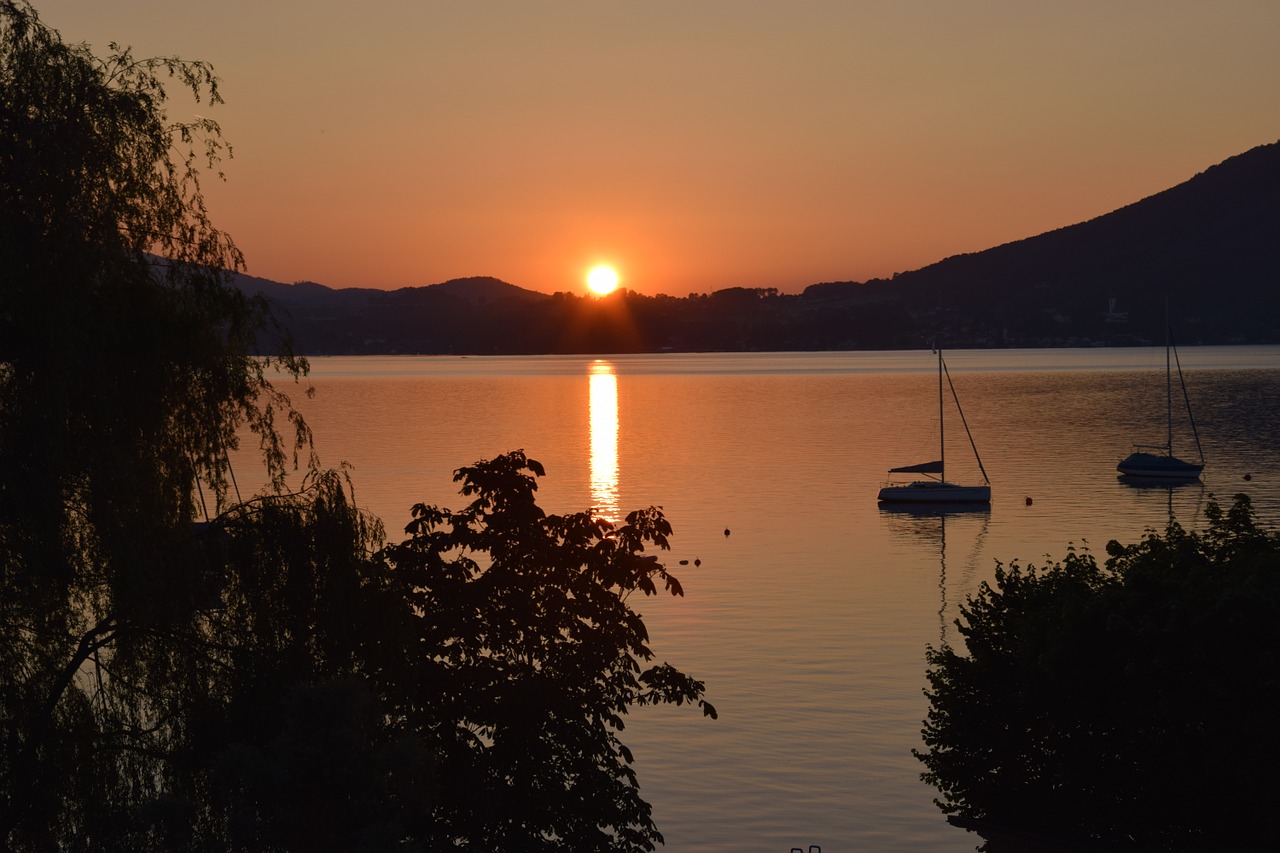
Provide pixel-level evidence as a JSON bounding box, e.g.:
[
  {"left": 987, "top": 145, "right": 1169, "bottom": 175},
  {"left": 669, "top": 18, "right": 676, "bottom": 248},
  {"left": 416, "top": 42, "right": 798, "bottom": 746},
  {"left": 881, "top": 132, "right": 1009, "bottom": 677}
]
[
  {"left": 233, "top": 274, "right": 546, "bottom": 308},
  {"left": 237, "top": 141, "right": 1280, "bottom": 353}
]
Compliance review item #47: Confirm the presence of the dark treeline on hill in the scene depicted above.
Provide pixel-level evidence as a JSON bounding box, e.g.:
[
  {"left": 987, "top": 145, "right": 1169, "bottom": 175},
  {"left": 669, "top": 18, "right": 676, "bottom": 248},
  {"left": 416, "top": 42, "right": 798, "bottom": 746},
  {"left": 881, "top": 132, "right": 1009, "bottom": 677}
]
[
  {"left": 233, "top": 274, "right": 918, "bottom": 355},
  {"left": 240, "top": 141, "right": 1280, "bottom": 354}
]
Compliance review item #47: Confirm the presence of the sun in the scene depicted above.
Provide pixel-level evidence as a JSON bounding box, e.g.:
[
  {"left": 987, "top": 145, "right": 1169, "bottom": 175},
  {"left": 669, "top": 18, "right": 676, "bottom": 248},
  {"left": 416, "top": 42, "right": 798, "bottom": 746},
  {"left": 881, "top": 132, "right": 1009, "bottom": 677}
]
[{"left": 586, "top": 264, "right": 620, "bottom": 296}]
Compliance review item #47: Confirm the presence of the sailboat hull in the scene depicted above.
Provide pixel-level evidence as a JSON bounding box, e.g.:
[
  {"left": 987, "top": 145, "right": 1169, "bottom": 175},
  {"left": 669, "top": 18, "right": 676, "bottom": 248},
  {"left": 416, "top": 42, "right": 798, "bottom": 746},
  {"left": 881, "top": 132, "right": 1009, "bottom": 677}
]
[
  {"left": 878, "top": 481, "right": 992, "bottom": 504},
  {"left": 1116, "top": 452, "right": 1203, "bottom": 480}
]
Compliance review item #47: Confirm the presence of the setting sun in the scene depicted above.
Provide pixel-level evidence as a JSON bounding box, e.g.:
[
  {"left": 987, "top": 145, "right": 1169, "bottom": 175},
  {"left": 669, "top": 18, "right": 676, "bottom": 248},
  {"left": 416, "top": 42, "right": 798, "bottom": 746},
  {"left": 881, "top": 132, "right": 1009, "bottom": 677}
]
[{"left": 586, "top": 265, "right": 620, "bottom": 295}]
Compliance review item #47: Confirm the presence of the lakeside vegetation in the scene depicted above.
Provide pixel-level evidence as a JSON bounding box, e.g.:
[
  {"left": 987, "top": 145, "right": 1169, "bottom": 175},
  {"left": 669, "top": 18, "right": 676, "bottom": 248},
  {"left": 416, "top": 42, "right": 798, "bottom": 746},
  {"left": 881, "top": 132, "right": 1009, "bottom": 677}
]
[
  {"left": 918, "top": 495, "right": 1280, "bottom": 851},
  {"left": 5, "top": 2, "right": 1278, "bottom": 850},
  {"left": 2, "top": 4, "right": 710, "bottom": 849}
]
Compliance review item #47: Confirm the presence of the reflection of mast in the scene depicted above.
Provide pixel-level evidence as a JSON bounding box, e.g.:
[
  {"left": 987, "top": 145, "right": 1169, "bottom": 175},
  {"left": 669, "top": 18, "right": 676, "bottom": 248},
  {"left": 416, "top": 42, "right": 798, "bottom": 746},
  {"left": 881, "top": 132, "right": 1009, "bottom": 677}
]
[
  {"left": 1117, "top": 475, "right": 1206, "bottom": 531},
  {"left": 880, "top": 504, "right": 990, "bottom": 645},
  {"left": 939, "top": 509, "right": 990, "bottom": 644},
  {"left": 939, "top": 513, "right": 947, "bottom": 644},
  {"left": 589, "top": 360, "right": 620, "bottom": 522}
]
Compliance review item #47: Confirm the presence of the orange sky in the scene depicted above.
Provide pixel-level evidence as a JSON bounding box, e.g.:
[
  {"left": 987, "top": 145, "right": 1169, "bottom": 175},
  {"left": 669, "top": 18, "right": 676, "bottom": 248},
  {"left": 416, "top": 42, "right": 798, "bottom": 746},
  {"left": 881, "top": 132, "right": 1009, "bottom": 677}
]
[{"left": 46, "top": 1, "right": 1280, "bottom": 297}]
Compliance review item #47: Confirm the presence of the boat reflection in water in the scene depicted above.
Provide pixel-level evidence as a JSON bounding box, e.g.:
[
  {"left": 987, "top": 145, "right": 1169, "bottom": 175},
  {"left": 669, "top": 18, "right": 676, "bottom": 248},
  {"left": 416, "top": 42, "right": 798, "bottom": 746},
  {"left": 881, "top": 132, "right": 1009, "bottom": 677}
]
[
  {"left": 880, "top": 503, "right": 991, "bottom": 644},
  {"left": 589, "top": 360, "right": 620, "bottom": 522},
  {"left": 1116, "top": 473, "right": 1207, "bottom": 531}
]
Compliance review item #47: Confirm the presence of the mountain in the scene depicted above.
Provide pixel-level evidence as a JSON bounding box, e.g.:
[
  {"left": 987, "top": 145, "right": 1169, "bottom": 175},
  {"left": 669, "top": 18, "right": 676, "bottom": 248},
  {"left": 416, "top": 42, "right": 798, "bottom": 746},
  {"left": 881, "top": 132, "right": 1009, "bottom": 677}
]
[
  {"left": 233, "top": 274, "right": 545, "bottom": 308},
  {"left": 236, "top": 141, "right": 1280, "bottom": 353},
  {"left": 809, "top": 140, "right": 1280, "bottom": 345},
  {"left": 233, "top": 275, "right": 552, "bottom": 353}
]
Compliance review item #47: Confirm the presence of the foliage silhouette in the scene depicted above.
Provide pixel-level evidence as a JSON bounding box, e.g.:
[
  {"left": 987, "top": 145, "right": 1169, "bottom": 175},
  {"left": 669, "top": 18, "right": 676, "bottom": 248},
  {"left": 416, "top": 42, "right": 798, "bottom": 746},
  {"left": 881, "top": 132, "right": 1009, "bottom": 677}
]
[
  {"left": 2, "top": 4, "right": 714, "bottom": 849},
  {"left": 916, "top": 494, "right": 1280, "bottom": 851},
  {"left": 2, "top": 0, "right": 313, "bottom": 845},
  {"left": 376, "top": 450, "right": 716, "bottom": 851}
]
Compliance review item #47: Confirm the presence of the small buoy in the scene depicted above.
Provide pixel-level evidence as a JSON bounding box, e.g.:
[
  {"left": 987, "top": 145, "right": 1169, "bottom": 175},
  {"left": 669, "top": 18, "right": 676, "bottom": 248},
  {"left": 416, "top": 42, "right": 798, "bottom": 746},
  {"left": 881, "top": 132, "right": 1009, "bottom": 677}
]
[
  {"left": 1244, "top": 473, "right": 1253, "bottom": 481},
  {"left": 724, "top": 528, "right": 731, "bottom": 537},
  {"left": 1025, "top": 496, "right": 1033, "bottom": 506},
  {"left": 678, "top": 559, "right": 689, "bottom": 565},
  {"left": 694, "top": 558, "right": 701, "bottom": 567}
]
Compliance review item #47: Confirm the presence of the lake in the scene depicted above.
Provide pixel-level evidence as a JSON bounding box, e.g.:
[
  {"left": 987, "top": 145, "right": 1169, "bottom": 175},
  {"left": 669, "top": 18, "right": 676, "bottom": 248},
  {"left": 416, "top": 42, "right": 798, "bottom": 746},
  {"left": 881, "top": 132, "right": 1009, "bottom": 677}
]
[{"left": 241, "top": 347, "right": 1280, "bottom": 852}]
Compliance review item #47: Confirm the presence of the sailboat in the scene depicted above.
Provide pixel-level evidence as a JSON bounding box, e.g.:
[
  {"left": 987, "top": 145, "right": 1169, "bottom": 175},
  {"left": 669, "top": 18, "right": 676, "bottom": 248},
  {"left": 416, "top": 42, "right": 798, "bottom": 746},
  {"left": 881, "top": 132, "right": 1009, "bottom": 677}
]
[
  {"left": 1116, "top": 303, "right": 1205, "bottom": 480},
  {"left": 878, "top": 349, "right": 991, "bottom": 504}
]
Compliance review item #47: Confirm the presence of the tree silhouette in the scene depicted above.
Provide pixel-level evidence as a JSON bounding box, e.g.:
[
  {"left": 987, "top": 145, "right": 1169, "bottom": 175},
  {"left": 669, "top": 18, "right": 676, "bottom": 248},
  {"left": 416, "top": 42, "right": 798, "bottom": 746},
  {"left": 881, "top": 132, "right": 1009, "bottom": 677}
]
[
  {"left": 917, "top": 494, "right": 1280, "bottom": 851},
  {"left": 2, "top": 0, "right": 312, "bottom": 843},
  {"left": 377, "top": 451, "right": 716, "bottom": 852},
  {"left": 2, "top": 6, "right": 713, "bottom": 848}
]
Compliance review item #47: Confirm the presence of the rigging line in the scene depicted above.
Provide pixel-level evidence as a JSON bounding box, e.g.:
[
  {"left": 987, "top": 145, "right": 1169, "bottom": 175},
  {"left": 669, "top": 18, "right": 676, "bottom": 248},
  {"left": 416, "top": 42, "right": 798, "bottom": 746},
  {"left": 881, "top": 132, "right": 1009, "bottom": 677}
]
[
  {"left": 192, "top": 454, "right": 210, "bottom": 523},
  {"left": 1169, "top": 329, "right": 1205, "bottom": 463},
  {"left": 225, "top": 450, "right": 242, "bottom": 505},
  {"left": 941, "top": 359, "right": 990, "bottom": 486},
  {"left": 1189, "top": 478, "right": 1208, "bottom": 524},
  {"left": 961, "top": 509, "right": 992, "bottom": 587}
]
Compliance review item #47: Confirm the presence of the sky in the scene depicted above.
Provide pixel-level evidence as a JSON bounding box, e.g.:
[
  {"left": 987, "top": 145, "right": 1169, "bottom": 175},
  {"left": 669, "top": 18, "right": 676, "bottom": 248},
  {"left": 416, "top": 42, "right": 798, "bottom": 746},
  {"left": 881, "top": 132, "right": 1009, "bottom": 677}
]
[{"left": 40, "top": 1, "right": 1280, "bottom": 297}]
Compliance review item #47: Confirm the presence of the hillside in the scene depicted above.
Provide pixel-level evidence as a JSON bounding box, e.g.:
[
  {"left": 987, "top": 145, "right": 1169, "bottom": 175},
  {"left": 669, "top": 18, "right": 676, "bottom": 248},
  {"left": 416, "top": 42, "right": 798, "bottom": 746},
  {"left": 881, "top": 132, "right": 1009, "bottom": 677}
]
[
  {"left": 821, "top": 140, "right": 1280, "bottom": 345},
  {"left": 237, "top": 142, "right": 1280, "bottom": 353},
  {"left": 233, "top": 275, "right": 552, "bottom": 353}
]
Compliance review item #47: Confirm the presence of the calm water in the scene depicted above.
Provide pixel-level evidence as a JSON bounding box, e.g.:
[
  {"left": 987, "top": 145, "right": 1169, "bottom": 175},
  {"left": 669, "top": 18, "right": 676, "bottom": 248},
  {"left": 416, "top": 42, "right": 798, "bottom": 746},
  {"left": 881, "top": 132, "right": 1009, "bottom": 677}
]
[{"left": 244, "top": 347, "right": 1280, "bottom": 852}]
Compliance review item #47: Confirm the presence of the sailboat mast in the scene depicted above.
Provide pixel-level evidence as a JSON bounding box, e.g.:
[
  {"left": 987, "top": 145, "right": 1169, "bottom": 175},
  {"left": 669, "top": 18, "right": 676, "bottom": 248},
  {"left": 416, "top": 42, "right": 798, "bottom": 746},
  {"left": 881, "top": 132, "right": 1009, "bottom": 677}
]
[
  {"left": 937, "top": 347, "right": 945, "bottom": 481},
  {"left": 1165, "top": 299, "right": 1173, "bottom": 454}
]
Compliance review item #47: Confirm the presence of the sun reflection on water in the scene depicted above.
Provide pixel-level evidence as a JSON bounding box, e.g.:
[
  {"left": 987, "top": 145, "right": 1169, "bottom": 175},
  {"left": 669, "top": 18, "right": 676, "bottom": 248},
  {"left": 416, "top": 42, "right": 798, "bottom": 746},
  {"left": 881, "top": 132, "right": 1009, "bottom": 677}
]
[{"left": 589, "top": 360, "right": 620, "bottom": 522}]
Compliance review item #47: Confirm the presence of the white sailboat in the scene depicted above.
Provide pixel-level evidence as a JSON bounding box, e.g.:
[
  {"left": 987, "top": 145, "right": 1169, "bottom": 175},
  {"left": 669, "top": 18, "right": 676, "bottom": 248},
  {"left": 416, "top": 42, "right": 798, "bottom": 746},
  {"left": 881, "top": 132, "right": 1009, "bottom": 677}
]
[
  {"left": 878, "top": 349, "right": 991, "bottom": 505},
  {"left": 1117, "top": 303, "right": 1205, "bottom": 480}
]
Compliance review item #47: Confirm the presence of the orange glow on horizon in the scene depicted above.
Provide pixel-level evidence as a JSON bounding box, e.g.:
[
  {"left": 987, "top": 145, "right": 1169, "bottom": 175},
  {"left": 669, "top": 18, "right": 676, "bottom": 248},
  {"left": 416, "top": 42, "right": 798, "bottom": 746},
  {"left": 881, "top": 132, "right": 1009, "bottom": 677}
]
[{"left": 58, "top": 5, "right": 1277, "bottom": 299}]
